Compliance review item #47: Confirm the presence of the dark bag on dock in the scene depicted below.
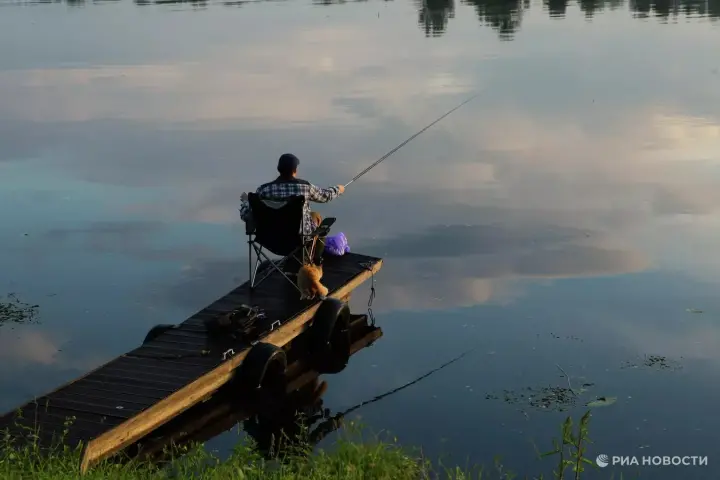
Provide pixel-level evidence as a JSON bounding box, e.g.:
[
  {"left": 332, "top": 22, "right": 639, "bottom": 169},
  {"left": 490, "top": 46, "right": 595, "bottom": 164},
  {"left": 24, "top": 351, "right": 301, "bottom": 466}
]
[{"left": 203, "top": 304, "right": 265, "bottom": 340}]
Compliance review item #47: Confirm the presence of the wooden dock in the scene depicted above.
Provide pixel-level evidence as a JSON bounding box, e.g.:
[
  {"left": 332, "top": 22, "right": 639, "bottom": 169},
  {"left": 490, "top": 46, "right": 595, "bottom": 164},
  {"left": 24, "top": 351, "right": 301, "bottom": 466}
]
[
  {"left": 0, "top": 251, "right": 382, "bottom": 473},
  {"left": 127, "top": 313, "right": 383, "bottom": 461}
]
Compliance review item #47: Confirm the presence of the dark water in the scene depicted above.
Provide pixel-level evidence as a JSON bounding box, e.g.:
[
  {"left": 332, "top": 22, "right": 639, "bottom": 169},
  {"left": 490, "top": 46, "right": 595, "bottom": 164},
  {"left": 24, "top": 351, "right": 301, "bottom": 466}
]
[{"left": 1, "top": 0, "right": 719, "bottom": 478}]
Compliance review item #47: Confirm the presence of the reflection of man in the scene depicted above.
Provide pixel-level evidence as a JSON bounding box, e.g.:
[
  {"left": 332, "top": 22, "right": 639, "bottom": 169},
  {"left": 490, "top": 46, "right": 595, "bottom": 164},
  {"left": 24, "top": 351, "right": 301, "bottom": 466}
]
[{"left": 243, "top": 378, "right": 343, "bottom": 457}]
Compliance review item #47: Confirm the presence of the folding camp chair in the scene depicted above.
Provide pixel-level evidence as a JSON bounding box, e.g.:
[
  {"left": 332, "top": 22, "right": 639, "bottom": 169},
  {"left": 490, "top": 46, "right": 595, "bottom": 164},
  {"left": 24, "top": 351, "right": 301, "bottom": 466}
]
[{"left": 244, "top": 193, "right": 334, "bottom": 292}]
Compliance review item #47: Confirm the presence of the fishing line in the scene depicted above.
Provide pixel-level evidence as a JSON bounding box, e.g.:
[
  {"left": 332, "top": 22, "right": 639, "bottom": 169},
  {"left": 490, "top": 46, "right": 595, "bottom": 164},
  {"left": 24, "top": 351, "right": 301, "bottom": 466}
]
[
  {"left": 344, "top": 93, "right": 479, "bottom": 188},
  {"left": 335, "top": 346, "right": 477, "bottom": 417}
]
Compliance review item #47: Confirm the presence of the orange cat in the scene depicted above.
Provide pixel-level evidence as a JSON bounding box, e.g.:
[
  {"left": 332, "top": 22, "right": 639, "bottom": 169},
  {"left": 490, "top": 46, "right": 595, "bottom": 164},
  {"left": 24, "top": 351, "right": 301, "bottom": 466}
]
[{"left": 297, "top": 263, "right": 328, "bottom": 300}]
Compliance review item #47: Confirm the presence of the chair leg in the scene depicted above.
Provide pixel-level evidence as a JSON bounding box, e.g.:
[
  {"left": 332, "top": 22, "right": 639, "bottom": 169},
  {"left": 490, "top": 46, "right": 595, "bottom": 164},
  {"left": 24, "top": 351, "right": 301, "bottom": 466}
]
[
  {"left": 301, "top": 235, "right": 325, "bottom": 265},
  {"left": 249, "top": 241, "right": 253, "bottom": 289},
  {"left": 250, "top": 245, "right": 302, "bottom": 293},
  {"left": 249, "top": 242, "right": 266, "bottom": 290},
  {"left": 251, "top": 246, "right": 269, "bottom": 288},
  {"left": 313, "top": 237, "right": 326, "bottom": 263},
  {"left": 251, "top": 256, "right": 263, "bottom": 286}
]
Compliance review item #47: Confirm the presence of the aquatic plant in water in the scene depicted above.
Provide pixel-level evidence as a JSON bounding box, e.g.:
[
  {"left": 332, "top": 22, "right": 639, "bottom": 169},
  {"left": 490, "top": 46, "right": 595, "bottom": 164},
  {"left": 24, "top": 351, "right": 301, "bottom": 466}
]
[
  {"left": 0, "top": 293, "right": 39, "bottom": 327},
  {"left": 620, "top": 354, "right": 682, "bottom": 371}
]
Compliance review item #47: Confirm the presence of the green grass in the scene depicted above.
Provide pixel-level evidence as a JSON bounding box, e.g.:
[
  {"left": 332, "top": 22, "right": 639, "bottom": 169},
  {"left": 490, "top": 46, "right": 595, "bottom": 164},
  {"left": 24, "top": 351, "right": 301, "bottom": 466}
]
[
  {"left": 1, "top": 426, "right": 433, "bottom": 480},
  {"left": 0, "top": 409, "right": 636, "bottom": 480}
]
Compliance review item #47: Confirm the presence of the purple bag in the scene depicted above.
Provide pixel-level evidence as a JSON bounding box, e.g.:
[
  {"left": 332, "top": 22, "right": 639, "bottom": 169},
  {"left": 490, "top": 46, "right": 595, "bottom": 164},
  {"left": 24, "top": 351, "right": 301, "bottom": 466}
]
[{"left": 324, "top": 232, "right": 350, "bottom": 256}]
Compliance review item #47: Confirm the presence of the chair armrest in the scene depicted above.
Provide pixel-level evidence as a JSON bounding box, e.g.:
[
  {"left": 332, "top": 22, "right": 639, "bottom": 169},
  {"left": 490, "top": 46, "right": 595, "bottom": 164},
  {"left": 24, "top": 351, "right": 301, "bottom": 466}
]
[
  {"left": 245, "top": 218, "right": 256, "bottom": 235},
  {"left": 309, "top": 217, "right": 336, "bottom": 237}
]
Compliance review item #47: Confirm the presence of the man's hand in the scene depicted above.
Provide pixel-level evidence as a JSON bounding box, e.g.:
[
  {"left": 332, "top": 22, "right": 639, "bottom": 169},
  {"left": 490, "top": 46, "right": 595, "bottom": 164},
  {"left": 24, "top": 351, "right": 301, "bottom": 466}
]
[
  {"left": 241, "top": 192, "right": 248, "bottom": 202},
  {"left": 336, "top": 185, "right": 345, "bottom": 195}
]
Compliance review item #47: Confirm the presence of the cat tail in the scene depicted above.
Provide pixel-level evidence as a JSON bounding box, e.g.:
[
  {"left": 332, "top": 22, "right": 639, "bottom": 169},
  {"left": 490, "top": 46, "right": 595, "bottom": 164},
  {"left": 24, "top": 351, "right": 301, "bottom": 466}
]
[{"left": 315, "top": 281, "right": 329, "bottom": 298}]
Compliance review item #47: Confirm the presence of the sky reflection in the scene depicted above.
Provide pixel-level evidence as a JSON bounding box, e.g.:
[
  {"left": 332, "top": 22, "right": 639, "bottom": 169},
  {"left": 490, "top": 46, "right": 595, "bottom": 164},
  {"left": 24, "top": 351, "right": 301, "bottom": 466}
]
[{"left": 1, "top": 0, "right": 719, "bottom": 476}]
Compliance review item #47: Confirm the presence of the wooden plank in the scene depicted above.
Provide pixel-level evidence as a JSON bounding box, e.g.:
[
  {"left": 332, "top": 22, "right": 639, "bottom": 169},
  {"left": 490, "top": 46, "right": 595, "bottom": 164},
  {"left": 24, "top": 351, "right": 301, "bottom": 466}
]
[
  {"left": 178, "top": 319, "right": 210, "bottom": 328},
  {"left": 150, "top": 328, "right": 208, "bottom": 339},
  {"left": 350, "top": 327, "right": 383, "bottom": 354},
  {"left": 0, "top": 405, "right": 123, "bottom": 432},
  {"left": 110, "top": 355, "right": 211, "bottom": 373},
  {"left": 80, "top": 258, "right": 382, "bottom": 472},
  {"left": 145, "top": 333, "right": 211, "bottom": 346},
  {"left": 124, "top": 347, "right": 221, "bottom": 368},
  {"left": 132, "top": 322, "right": 383, "bottom": 460},
  {"left": 150, "top": 331, "right": 211, "bottom": 345},
  {"left": 134, "top": 341, "right": 212, "bottom": 356},
  {"left": 107, "top": 356, "right": 210, "bottom": 378},
  {"left": 34, "top": 397, "right": 144, "bottom": 420},
  {"left": 94, "top": 365, "right": 204, "bottom": 385},
  {"left": 49, "top": 390, "right": 158, "bottom": 410},
  {"left": 133, "top": 340, "right": 215, "bottom": 357},
  {"left": 74, "top": 378, "right": 181, "bottom": 399},
  {"left": 78, "top": 373, "right": 188, "bottom": 392},
  {"left": 169, "top": 323, "right": 208, "bottom": 333}
]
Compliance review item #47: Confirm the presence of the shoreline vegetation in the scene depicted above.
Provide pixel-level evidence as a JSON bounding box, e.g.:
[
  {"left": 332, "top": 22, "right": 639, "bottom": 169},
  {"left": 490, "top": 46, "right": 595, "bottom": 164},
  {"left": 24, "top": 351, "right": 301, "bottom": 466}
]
[
  {"left": 1, "top": 298, "right": 624, "bottom": 479},
  {"left": 0, "top": 410, "right": 618, "bottom": 480}
]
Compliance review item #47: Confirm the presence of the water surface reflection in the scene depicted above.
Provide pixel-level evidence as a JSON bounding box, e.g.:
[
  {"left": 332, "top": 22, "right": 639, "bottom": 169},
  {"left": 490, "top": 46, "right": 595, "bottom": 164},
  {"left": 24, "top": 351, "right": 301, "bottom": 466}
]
[{"left": 1, "top": 0, "right": 719, "bottom": 477}]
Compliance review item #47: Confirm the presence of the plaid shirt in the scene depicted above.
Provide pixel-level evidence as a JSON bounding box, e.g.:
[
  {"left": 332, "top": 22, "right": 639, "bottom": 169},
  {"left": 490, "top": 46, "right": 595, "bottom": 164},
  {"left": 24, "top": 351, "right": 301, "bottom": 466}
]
[{"left": 239, "top": 177, "right": 341, "bottom": 235}]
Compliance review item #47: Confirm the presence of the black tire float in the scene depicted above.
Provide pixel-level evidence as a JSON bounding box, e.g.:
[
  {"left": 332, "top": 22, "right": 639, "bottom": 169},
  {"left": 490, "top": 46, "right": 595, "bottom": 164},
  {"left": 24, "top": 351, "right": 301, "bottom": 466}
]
[
  {"left": 236, "top": 342, "right": 288, "bottom": 395},
  {"left": 308, "top": 298, "right": 352, "bottom": 373},
  {"left": 143, "top": 324, "right": 176, "bottom": 344}
]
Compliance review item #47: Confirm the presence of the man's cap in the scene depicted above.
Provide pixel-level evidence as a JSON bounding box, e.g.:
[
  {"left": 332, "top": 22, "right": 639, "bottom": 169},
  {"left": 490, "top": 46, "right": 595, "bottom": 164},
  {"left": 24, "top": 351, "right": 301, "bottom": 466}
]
[{"left": 277, "top": 153, "right": 300, "bottom": 172}]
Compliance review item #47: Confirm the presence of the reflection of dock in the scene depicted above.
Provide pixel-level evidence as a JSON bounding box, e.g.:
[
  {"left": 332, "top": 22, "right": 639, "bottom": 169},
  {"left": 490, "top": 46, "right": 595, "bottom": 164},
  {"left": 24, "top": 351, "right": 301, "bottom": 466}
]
[
  {"left": 0, "top": 252, "right": 382, "bottom": 473},
  {"left": 128, "top": 314, "right": 383, "bottom": 461}
]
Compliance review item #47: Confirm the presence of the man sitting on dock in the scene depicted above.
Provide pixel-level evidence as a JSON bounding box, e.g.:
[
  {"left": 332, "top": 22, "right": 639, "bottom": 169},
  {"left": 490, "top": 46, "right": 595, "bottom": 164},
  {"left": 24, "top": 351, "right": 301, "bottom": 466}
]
[{"left": 239, "top": 153, "right": 345, "bottom": 263}]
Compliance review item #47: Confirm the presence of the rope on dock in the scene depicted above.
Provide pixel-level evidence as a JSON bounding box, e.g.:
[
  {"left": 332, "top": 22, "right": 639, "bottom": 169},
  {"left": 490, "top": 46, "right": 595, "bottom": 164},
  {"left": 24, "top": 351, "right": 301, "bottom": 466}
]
[{"left": 359, "top": 262, "right": 376, "bottom": 327}]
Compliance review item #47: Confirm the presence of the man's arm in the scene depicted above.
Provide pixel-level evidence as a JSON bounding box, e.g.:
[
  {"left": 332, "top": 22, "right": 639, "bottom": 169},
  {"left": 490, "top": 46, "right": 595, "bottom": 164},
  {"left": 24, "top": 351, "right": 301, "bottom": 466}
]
[
  {"left": 308, "top": 184, "right": 345, "bottom": 203},
  {"left": 239, "top": 191, "right": 251, "bottom": 221}
]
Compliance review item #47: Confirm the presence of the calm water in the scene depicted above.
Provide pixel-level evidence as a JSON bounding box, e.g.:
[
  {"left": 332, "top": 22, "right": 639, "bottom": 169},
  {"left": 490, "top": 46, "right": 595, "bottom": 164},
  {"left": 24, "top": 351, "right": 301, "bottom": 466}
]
[{"left": 1, "top": 0, "right": 719, "bottom": 477}]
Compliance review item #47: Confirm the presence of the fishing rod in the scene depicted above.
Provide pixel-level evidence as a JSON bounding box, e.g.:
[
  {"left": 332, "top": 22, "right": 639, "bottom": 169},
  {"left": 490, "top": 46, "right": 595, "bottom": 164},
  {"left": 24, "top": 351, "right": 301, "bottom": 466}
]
[{"left": 344, "top": 93, "right": 479, "bottom": 188}]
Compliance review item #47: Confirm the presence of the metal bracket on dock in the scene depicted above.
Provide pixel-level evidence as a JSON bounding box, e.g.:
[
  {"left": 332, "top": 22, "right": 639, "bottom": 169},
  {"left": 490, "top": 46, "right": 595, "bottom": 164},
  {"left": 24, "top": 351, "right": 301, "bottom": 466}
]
[
  {"left": 270, "top": 320, "right": 281, "bottom": 331},
  {"left": 222, "top": 349, "right": 235, "bottom": 360}
]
